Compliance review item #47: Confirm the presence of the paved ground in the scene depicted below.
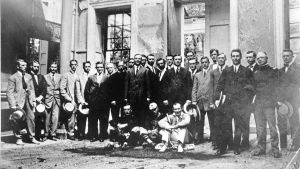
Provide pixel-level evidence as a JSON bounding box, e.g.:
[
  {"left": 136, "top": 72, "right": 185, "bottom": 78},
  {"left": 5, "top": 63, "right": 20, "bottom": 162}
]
[{"left": 0, "top": 131, "right": 296, "bottom": 169}]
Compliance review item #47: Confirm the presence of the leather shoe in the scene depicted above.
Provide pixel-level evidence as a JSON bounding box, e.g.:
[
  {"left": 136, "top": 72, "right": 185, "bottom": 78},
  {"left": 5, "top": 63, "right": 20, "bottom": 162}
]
[
  {"left": 215, "top": 149, "right": 226, "bottom": 156},
  {"left": 99, "top": 138, "right": 105, "bottom": 142},
  {"left": 234, "top": 149, "right": 240, "bottom": 155},
  {"left": 90, "top": 138, "right": 98, "bottom": 142},
  {"left": 251, "top": 148, "right": 265, "bottom": 156},
  {"left": 48, "top": 136, "right": 58, "bottom": 141},
  {"left": 68, "top": 136, "right": 75, "bottom": 140}
]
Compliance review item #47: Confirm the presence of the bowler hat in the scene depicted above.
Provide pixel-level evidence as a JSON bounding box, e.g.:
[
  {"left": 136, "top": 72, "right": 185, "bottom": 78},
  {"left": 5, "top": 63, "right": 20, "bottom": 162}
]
[
  {"left": 278, "top": 101, "right": 294, "bottom": 117},
  {"left": 78, "top": 103, "right": 89, "bottom": 115},
  {"left": 63, "top": 102, "right": 75, "bottom": 114},
  {"left": 12, "top": 108, "right": 25, "bottom": 120}
]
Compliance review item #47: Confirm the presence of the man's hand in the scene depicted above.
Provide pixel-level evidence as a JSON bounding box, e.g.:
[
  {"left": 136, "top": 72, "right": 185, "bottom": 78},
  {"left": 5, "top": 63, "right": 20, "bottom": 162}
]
[
  {"left": 192, "top": 102, "right": 197, "bottom": 105},
  {"left": 215, "top": 100, "right": 220, "bottom": 107},
  {"left": 71, "top": 100, "right": 76, "bottom": 106},
  {"left": 111, "top": 101, "right": 116, "bottom": 106},
  {"left": 146, "top": 98, "right": 150, "bottom": 102},
  {"left": 11, "top": 106, "right": 17, "bottom": 110},
  {"left": 163, "top": 100, "right": 168, "bottom": 105},
  {"left": 277, "top": 101, "right": 283, "bottom": 107},
  {"left": 33, "top": 102, "right": 36, "bottom": 108},
  {"left": 36, "top": 96, "right": 43, "bottom": 103},
  {"left": 186, "top": 100, "right": 192, "bottom": 104},
  {"left": 124, "top": 99, "right": 128, "bottom": 103},
  {"left": 209, "top": 103, "right": 216, "bottom": 109}
]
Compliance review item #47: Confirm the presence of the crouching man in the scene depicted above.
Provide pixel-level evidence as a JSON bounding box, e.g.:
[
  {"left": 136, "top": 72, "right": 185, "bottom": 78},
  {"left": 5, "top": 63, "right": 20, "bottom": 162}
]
[
  {"left": 108, "top": 104, "right": 138, "bottom": 149},
  {"left": 158, "top": 103, "right": 191, "bottom": 153}
]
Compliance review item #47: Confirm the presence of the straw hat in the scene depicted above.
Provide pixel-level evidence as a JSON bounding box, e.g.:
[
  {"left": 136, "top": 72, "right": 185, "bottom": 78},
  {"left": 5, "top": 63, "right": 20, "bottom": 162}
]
[
  {"left": 78, "top": 103, "right": 89, "bottom": 115},
  {"left": 12, "top": 108, "right": 25, "bottom": 120},
  {"left": 63, "top": 102, "right": 75, "bottom": 114},
  {"left": 35, "top": 103, "right": 46, "bottom": 115},
  {"left": 278, "top": 101, "right": 294, "bottom": 117}
]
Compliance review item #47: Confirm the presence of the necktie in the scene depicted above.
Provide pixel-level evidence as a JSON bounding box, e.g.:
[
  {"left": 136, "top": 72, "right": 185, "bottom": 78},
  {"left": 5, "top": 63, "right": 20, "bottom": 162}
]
[
  {"left": 204, "top": 71, "right": 206, "bottom": 77},
  {"left": 219, "top": 66, "right": 223, "bottom": 73},
  {"left": 284, "top": 65, "right": 289, "bottom": 73},
  {"left": 234, "top": 67, "right": 237, "bottom": 73},
  {"left": 22, "top": 73, "right": 27, "bottom": 90},
  {"left": 135, "top": 66, "right": 139, "bottom": 75},
  {"left": 51, "top": 74, "right": 55, "bottom": 83},
  {"left": 176, "top": 68, "right": 179, "bottom": 74}
]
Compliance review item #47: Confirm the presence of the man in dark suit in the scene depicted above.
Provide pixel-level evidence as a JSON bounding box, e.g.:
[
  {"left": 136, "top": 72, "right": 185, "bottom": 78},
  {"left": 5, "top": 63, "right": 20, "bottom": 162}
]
[
  {"left": 251, "top": 52, "right": 281, "bottom": 158},
  {"left": 246, "top": 51, "right": 259, "bottom": 72},
  {"left": 7, "top": 59, "right": 38, "bottom": 144},
  {"left": 85, "top": 61, "right": 110, "bottom": 142},
  {"left": 146, "top": 54, "right": 160, "bottom": 103},
  {"left": 215, "top": 49, "right": 254, "bottom": 155},
  {"left": 156, "top": 58, "right": 168, "bottom": 114},
  {"left": 166, "top": 55, "right": 174, "bottom": 70},
  {"left": 124, "top": 54, "right": 151, "bottom": 127},
  {"left": 162, "top": 55, "right": 192, "bottom": 108},
  {"left": 210, "top": 53, "right": 232, "bottom": 155},
  {"left": 277, "top": 49, "right": 300, "bottom": 150},
  {"left": 29, "top": 60, "right": 46, "bottom": 141},
  {"left": 209, "top": 49, "right": 219, "bottom": 70},
  {"left": 109, "top": 61, "right": 126, "bottom": 121},
  {"left": 43, "top": 62, "right": 61, "bottom": 141}
]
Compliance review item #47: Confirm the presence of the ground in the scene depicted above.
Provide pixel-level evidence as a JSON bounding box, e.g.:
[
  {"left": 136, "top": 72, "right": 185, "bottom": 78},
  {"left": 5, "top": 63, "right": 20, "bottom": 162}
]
[{"left": 0, "top": 130, "right": 296, "bottom": 169}]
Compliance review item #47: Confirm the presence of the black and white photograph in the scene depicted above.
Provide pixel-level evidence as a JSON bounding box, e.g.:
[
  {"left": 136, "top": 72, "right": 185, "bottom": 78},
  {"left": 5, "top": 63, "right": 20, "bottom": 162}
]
[{"left": 1, "top": 0, "right": 300, "bottom": 168}]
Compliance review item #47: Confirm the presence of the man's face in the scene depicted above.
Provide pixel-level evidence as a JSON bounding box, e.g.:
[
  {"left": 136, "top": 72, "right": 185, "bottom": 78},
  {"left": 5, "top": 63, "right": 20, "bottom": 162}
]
[
  {"left": 231, "top": 52, "right": 241, "bottom": 65},
  {"left": 173, "top": 56, "right": 182, "bottom": 66},
  {"left": 128, "top": 59, "right": 134, "bottom": 68},
  {"left": 117, "top": 62, "right": 124, "bottom": 72},
  {"left": 70, "top": 61, "right": 78, "bottom": 72},
  {"left": 123, "top": 106, "right": 132, "bottom": 116},
  {"left": 141, "top": 56, "right": 147, "bottom": 66},
  {"left": 50, "top": 64, "right": 58, "bottom": 74},
  {"left": 246, "top": 53, "right": 256, "bottom": 65},
  {"left": 166, "top": 56, "right": 173, "bottom": 66},
  {"left": 186, "top": 52, "right": 194, "bottom": 61},
  {"left": 106, "top": 64, "right": 114, "bottom": 75},
  {"left": 217, "top": 54, "right": 226, "bottom": 66},
  {"left": 134, "top": 55, "right": 142, "bottom": 66},
  {"left": 83, "top": 63, "right": 91, "bottom": 73},
  {"left": 31, "top": 62, "right": 40, "bottom": 74},
  {"left": 210, "top": 51, "right": 218, "bottom": 63},
  {"left": 201, "top": 58, "right": 210, "bottom": 69},
  {"left": 173, "top": 104, "right": 182, "bottom": 117},
  {"left": 18, "top": 61, "right": 27, "bottom": 73},
  {"left": 257, "top": 52, "right": 268, "bottom": 66},
  {"left": 157, "top": 60, "right": 165, "bottom": 70},
  {"left": 189, "top": 59, "right": 196, "bottom": 71},
  {"left": 147, "top": 56, "right": 155, "bottom": 66},
  {"left": 96, "top": 63, "right": 104, "bottom": 74},
  {"left": 282, "top": 51, "right": 293, "bottom": 65}
]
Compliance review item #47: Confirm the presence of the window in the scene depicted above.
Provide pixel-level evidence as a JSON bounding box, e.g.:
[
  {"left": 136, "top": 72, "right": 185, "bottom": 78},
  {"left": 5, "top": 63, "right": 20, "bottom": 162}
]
[{"left": 105, "top": 13, "right": 131, "bottom": 63}]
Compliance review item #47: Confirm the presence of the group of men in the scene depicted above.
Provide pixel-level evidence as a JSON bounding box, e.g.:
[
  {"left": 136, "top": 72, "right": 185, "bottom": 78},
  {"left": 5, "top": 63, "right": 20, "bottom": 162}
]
[{"left": 6, "top": 48, "right": 300, "bottom": 157}]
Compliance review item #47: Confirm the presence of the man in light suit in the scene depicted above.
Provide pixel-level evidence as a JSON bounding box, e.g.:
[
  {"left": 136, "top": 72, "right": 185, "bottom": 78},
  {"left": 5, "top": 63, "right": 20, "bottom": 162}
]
[
  {"left": 85, "top": 61, "right": 110, "bottom": 142},
  {"left": 192, "top": 57, "right": 214, "bottom": 144},
  {"left": 77, "top": 61, "right": 92, "bottom": 140},
  {"left": 209, "top": 53, "right": 232, "bottom": 155},
  {"left": 60, "top": 59, "right": 84, "bottom": 140},
  {"left": 7, "top": 59, "right": 38, "bottom": 144},
  {"left": 215, "top": 49, "right": 254, "bottom": 155},
  {"left": 43, "top": 62, "right": 61, "bottom": 141},
  {"left": 29, "top": 60, "right": 46, "bottom": 142},
  {"left": 124, "top": 54, "right": 151, "bottom": 127}
]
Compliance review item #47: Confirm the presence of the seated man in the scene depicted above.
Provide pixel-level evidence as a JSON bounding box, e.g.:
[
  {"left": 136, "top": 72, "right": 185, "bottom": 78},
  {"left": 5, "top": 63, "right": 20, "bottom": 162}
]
[
  {"left": 108, "top": 104, "right": 138, "bottom": 148},
  {"left": 130, "top": 102, "right": 165, "bottom": 148},
  {"left": 158, "top": 103, "right": 191, "bottom": 153}
]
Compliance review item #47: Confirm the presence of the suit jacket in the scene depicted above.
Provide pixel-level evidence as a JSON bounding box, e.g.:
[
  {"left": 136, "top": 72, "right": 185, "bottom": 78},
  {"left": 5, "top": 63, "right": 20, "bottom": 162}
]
[
  {"left": 44, "top": 73, "right": 61, "bottom": 109},
  {"left": 31, "top": 73, "right": 46, "bottom": 99},
  {"left": 109, "top": 71, "right": 127, "bottom": 103},
  {"left": 146, "top": 65, "right": 160, "bottom": 102},
  {"left": 192, "top": 68, "right": 212, "bottom": 107},
  {"left": 210, "top": 66, "right": 227, "bottom": 103},
  {"left": 60, "top": 71, "right": 84, "bottom": 105},
  {"left": 84, "top": 73, "right": 110, "bottom": 108},
  {"left": 278, "top": 62, "right": 300, "bottom": 106},
  {"left": 79, "top": 72, "right": 92, "bottom": 101},
  {"left": 216, "top": 65, "right": 254, "bottom": 107},
  {"left": 124, "top": 66, "right": 150, "bottom": 104},
  {"left": 253, "top": 64, "right": 278, "bottom": 107},
  {"left": 162, "top": 67, "right": 192, "bottom": 105},
  {"left": 6, "top": 72, "right": 36, "bottom": 108}
]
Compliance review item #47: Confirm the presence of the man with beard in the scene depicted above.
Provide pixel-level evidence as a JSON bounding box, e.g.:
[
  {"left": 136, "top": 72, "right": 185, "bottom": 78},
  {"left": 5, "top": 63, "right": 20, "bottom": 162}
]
[
  {"left": 60, "top": 59, "right": 84, "bottom": 140},
  {"left": 215, "top": 49, "right": 254, "bottom": 155},
  {"left": 146, "top": 54, "right": 160, "bottom": 103},
  {"left": 162, "top": 55, "right": 192, "bottom": 107},
  {"left": 29, "top": 60, "right": 46, "bottom": 141},
  {"left": 77, "top": 61, "right": 92, "bottom": 140},
  {"left": 7, "top": 59, "right": 38, "bottom": 144},
  {"left": 251, "top": 52, "right": 281, "bottom": 158},
  {"left": 43, "top": 62, "right": 61, "bottom": 141},
  {"left": 124, "top": 54, "right": 150, "bottom": 127},
  {"left": 110, "top": 61, "right": 127, "bottom": 121},
  {"left": 85, "top": 61, "right": 110, "bottom": 142},
  {"left": 127, "top": 58, "right": 134, "bottom": 69}
]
